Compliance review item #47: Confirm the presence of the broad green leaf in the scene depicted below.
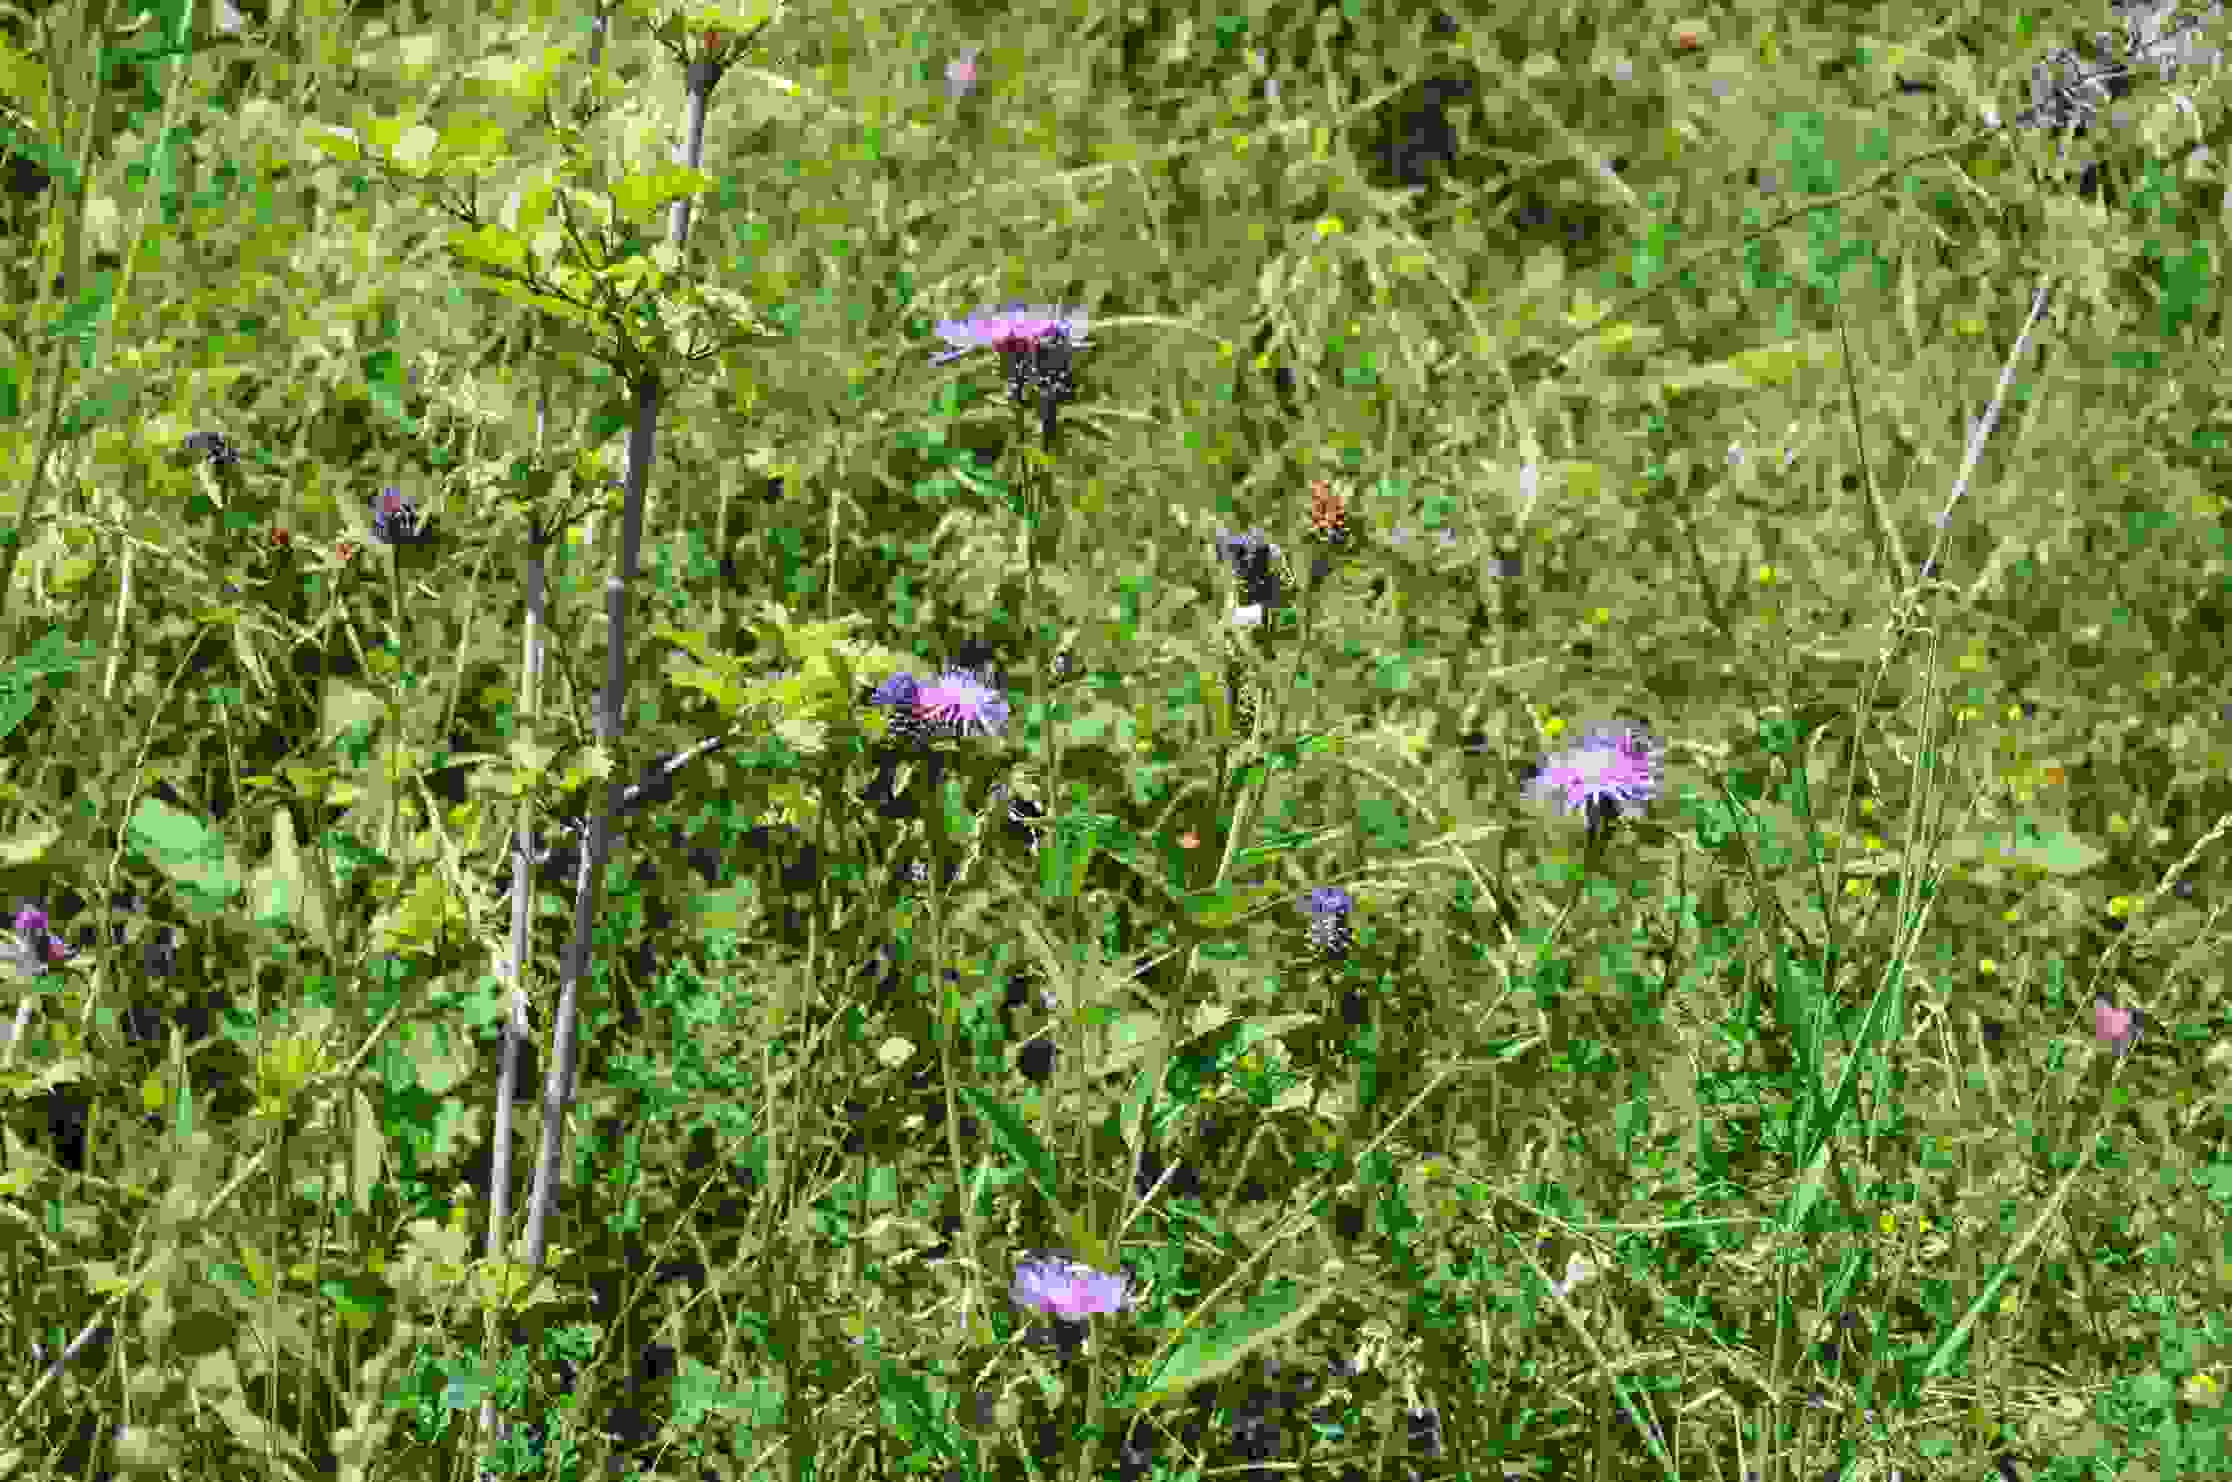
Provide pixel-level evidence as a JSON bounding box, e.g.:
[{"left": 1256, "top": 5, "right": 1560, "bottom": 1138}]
[
  {"left": 1728, "top": 337, "right": 1841, "bottom": 386},
  {"left": 376, "top": 867, "right": 468, "bottom": 957},
  {"left": 126, "top": 798, "right": 241, "bottom": 914},
  {"left": 248, "top": 806, "right": 331, "bottom": 938},
  {"left": 303, "top": 124, "right": 363, "bottom": 162},
  {"left": 1132, "top": 1278, "right": 1336, "bottom": 1410},
  {"left": 1178, "top": 879, "right": 1287, "bottom": 929},
  {"left": 462, "top": 40, "right": 584, "bottom": 106},
  {"left": 610, "top": 165, "right": 715, "bottom": 224},
  {"left": 1092, "top": 1009, "right": 1170, "bottom": 1080},
  {"left": 684, "top": 883, "right": 757, "bottom": 934},
  {"left": 0, "top": 825, "right": 59, "bottom": 868},
  {"left": 1938, "top": 821, "right": 2105, "bottom": 876},
  {"left": 959, "top": 1087, "right": 1061, "bottom": 1209},
  {"left": 873, "top": 1356, "right": 967, "bottom": 1462},
  {"left": 388, "top": 122, "right": 440, "bottom": 173},
  {"left": 433, "top": 115, "right": 509, "bottom": 174}
]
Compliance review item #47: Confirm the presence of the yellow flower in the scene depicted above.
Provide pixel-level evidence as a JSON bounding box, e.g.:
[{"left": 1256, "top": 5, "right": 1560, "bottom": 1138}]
[{"left": 1978, "top": 957, "right": 1998, "bottom": 976}]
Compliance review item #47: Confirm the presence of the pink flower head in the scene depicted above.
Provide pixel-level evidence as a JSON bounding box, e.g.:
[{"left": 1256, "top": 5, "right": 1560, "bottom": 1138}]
[
  {"left": 946, "top": 46, "right": 980, "bottom": 98},
  {"left": 1011, "top": 1254, "right": 1129, "bottom": 1320},
  {"left": 1527, "top": 725, "right": 1661, "bottom": 831},
  {"left": 2093, "top": 995, "right": 2139, "bottom": 1056},
  {"left": 931, "top": 304, "right": 1091, "bottom": 367},
  {"left": 913, "top": 667, "right": 1010, "bottom": 739}
]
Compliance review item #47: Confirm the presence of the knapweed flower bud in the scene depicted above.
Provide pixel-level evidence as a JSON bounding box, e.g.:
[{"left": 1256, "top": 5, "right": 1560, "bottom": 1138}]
[
  {"left": 1300, "top": 885, "right": 1354, "bottom": 961},
  {"left": 369, "top": 485, "right": 430, "bottom": 546}
]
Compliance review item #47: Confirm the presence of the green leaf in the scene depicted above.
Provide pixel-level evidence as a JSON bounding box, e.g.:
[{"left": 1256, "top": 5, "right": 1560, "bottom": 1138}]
[
  {"left": 870, "top": 1359, "right": 966, "bottom": 1464},
  {"left": 683, "top": 883, "right": 756, "bottom": 934},
  {"left": 1938, "top": 821, "right": 2104, "bottom": 876},
  {"left": 0, "top": 825, "right": 60, "bottom": 868},
  {"left": 1131, "top": 1278, "right": 1336, "bottom": 1410},
  {"left": 247, "top": 806, "right": 331, "bottom": 940},
  {"left": 1177, "top": 880, "right": 1286, "bottom": 930},
  {"left": 126, "top": 798, "right": 241, "bottom": 915},
  {"left": 609, "top": 165, "right": 715, "bottom": 224},
  {"left": 959, "top": 1087, "right": 1060, "bottom": 1210},
  {"left": 0, "top": 630, "right": 95, "bottom": 745}
]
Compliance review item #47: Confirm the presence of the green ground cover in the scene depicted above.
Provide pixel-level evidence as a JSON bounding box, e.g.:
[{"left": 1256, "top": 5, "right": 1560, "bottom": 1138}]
[{"left": 0, "top": 0, "right": 2229, "bottom": 1479}]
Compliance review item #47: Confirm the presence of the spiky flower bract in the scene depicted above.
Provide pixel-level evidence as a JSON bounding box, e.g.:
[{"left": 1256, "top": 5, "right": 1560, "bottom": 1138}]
[
  {"left": 181, "top": 430, "right": 240, "bottom": 469},
  {"left": 370, "top": 484, "right": 429, "bottom": 545},
  {"left": 1300, "top": 885, "right": 1355, "bottom": 961},
  {"left": 1306, "top": 479, "right": 1352, "bottom": 548},
  {"left": 929, "top": 302, "right": 1088, "bottom": 441},
  {"left": 865, "top": 671, "right": 931, "bottom": 746},
  {"left": 1214, "top": 528, "right": 1290, "bottom": 609},
  {"left": 1526, "top": 724, "right": 1662, "bottom": 837}
]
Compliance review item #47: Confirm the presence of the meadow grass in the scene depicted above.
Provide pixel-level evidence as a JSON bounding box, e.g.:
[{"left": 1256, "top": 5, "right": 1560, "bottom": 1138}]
[{"left": 0, "top": 1, "right": 2229, "bottom": 1481}]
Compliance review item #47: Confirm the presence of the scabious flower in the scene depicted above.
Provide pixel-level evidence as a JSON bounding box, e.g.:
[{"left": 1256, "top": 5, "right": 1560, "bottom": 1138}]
[
  {"left": 1300, "top": 885, "right": 1354, "bottom": 961},
  {"left": 2093, "top": 994, "right": 2140, "bottom": 1056},
  {"left": 1526, "top": 724, "right": 1661, "bottom": 838},
  {"left": 1011, "top": 1254, "right": 1130, "bottom": 1321}
]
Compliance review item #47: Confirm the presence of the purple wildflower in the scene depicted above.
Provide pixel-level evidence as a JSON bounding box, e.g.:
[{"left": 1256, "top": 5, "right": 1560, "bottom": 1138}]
[
  {"left": 1011, "top": 1254, "right": 1130, "bottom": 1320},
  {"left": 865, "top": 668, "right": 1008, "bottom": 744},
  {"left": 2093, "top": 995, "right": 2139, "bottom": 1056},
  {"left": 930, "top": 302, "right": 1088, "bottom": 441},
  {"left": 867, "top": 672, "right": 922, "bottom": 708},
  {"left": 1527, "top": 725, "right": 1661, "bottom": 836},
  {"left": 5, "top": 902, "right": 74, "bottom": 978},
  {"left": 865, "top": 671, "right": 930, "bottom": 748},
  {"left": 1301, "top": 885, "right": 1354, "bottom": 961},
  {"left": 915, "top": 668, "right": 1010, "bottom": 738},
  {"left": 946, "top": 46, "right": 980, "bottom": 99},
  {"left": 931, "top": 304, "right": 1090, "bottom": 367}
]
